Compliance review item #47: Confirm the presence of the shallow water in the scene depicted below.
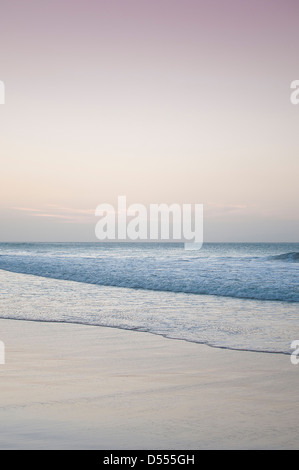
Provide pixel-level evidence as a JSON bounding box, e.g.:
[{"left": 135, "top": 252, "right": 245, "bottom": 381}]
[{"left": 0, "top": 243, "right": 298, "bottom": 354}]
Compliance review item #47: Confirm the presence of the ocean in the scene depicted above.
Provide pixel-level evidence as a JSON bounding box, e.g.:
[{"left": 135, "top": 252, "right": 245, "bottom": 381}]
[{"left": 0, "top": 242, "right": 298, "bottom": 355}]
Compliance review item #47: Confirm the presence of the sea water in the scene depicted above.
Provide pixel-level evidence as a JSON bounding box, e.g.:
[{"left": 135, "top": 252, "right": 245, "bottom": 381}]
[{"left": 0, "top": 242, "right": 298, "bottom": 354}]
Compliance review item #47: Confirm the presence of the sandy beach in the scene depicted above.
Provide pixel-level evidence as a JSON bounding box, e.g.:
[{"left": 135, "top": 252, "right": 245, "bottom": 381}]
[{"left": 0, "top": 318, "right": 298, "bottom": 450}]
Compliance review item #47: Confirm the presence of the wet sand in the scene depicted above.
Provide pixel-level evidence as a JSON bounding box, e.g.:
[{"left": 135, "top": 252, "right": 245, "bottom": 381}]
[{"left": 0, "top": 318, "right": 298, "bottom": 449}]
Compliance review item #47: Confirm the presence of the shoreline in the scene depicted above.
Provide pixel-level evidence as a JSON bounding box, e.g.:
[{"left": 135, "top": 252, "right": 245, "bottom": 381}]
[
  {"left": 0, "top": 268, "right": 297, "bottom": 357},
  {"left": 1, "top": 318, "right": 299, "bottom": 449},
  {"left": 0, "top": 315, "right": 291, "bottom": 357}
]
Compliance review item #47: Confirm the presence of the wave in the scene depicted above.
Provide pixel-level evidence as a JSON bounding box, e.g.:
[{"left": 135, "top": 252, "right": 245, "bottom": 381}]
[
  {"left": 268, "top": 252, "right": 299, "bottom": 262},
  {"left": 0, "top": 252, "right": 298, "bottom": 302}
]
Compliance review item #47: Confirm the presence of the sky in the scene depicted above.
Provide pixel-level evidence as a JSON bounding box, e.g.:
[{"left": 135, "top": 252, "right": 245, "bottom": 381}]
[{"left": 0, "top": 0, "right": 298, "bottom": 242}]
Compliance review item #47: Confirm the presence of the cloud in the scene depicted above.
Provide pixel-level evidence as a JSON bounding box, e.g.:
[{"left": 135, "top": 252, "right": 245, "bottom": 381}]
[
  {"left": 12, "top": 205, "right": 95, "bottom": 223},
  {"left": 205, "top": 202, "right": 249, "bottom": 218}
]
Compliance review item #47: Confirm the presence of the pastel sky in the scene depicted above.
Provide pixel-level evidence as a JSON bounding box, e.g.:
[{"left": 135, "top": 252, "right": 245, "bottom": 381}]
[{"left": 0, "top": 0, "right": 298, "bottom": 241}]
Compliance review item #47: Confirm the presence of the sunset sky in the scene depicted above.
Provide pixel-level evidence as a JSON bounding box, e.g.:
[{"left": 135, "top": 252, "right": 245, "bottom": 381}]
[{"left": 0, "top": 0, "right": 298, "bottom": 242}]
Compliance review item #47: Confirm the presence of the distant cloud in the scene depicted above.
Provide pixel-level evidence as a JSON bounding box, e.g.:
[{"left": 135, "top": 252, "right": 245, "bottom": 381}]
[
  {"left": 205, "top": 202, "right": 249, "bottom": 218},
  {"left": 12, "top": 205, "right": 95, "bottom": 223}
]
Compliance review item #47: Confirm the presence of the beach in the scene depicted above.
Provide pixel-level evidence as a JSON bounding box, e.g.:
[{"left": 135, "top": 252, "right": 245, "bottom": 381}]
[
  {"left": 1, "top": 318, "right": 299, "bottom": 450},
  {"left": 1, "top": 0, "right": 298, "bottom": 453}
]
